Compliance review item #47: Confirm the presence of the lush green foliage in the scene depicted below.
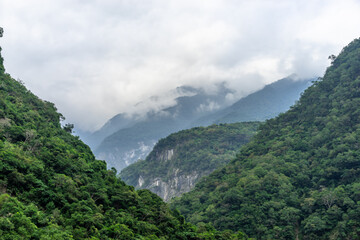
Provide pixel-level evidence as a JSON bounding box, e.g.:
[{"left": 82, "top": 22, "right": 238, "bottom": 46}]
[
  {"left": 120, "top": 122, "right": 260, "bottom": 200},
  {"left": 0, "top": 47, "right": 245, "bottom": 239},
  {"left": 172, "top": 38, "right": 360, "bottom": 239}
]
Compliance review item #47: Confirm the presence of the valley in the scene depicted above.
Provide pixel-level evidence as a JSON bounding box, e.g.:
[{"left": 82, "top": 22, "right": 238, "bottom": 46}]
[{"left": 1, "top": 20, "right": 360, "bottom": 239}]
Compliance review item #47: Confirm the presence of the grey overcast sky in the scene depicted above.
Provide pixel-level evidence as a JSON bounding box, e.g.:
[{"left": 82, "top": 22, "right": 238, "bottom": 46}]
[{"left": 1, "top": 0, "right": 360, "bottom": 131}]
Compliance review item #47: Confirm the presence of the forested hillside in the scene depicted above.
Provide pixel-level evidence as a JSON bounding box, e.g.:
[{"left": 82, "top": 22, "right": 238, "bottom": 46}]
[
  {"left": 172, "top": 39, "right": 360, "bottom": 239},
  {"left": 120, "top": 122, "right": 260, "bottom": 202},
  {"left": 0, "top": 46, "right": 244, "bottom": 239}
]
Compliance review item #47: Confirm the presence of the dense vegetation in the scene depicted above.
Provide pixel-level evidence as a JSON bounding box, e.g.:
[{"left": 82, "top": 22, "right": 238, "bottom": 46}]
[
  {"left": 0, "top": 46, "right": 245, "bottom": 239},
  {"left": 120, "top": 122, "right": 260, "bottom": 201},
  {"left": 172, "top": 38, "right": 360, "bottom": 239}
]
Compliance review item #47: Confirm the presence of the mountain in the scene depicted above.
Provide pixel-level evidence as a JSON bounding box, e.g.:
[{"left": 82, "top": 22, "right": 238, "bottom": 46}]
[
  {"left": 94, "top": 85, "right": 234, "bottom": 170},
  {"left": 171, "top": 38, "right": 360, "bottom": 239},
  {"left": 193, "top": 76, "right": 312, "bottom": 126},
  {"left": 120, "top": 122, "right": 260, "bottom": 202},
  {"left": 0, "top": 45, "right": 243, "bottom": 239},
  {"left": 94, "top": 77, "right": 311, "bottom": 172}
]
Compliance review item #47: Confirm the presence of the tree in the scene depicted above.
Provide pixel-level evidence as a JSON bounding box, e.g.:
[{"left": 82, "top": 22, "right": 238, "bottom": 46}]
[
  {"left": 0, "top": 27, "right": 3, "bottom": 38},
  {"left": 63, "top": 123, "right": 74, "bottom": 133},
  {"left": 328, "top": 54, "right": 336, "bottom": 64}
]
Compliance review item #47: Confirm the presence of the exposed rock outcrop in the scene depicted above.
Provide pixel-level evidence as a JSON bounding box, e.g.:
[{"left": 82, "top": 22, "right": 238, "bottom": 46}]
[{"left": 137, "top": 166, "right": 208, "bottom": 202}]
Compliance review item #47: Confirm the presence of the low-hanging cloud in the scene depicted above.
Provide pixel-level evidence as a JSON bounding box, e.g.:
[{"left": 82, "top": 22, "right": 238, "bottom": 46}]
[{"left": 1, "top": 0, "right": 360, "bottom": 131}]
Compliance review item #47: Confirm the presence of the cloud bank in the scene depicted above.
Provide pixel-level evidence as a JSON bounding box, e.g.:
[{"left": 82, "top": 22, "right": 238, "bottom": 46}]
[{"left": 1, "top": 0, "right": 360, "bottom": 131}]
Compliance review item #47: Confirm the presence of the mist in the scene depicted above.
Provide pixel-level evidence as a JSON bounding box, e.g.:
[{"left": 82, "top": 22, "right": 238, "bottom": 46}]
[{"left": 1, "top": 0, "right": 360, "bottom": 131}]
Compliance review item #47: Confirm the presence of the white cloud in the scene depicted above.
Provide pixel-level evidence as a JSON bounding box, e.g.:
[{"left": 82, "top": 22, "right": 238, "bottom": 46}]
[{"left": 0, "top": 0, "right": 359, "bottom": 130}]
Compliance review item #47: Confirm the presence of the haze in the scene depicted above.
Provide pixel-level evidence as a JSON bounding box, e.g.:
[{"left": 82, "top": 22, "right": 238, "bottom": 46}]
[{"left": 1, "top": 0, "right": 359, "bottom": 131}]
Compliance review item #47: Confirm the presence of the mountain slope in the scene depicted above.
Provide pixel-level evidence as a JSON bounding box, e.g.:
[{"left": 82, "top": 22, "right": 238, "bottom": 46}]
[
  {"left": 80, "top": 113, "right": 135, "bottom": 149},
  {"left": 0, "top": 45, "right": 242, "bottom": 239},
  {"left": 120, "top": 122, "right": 260, "bottom": 202},
  {"left": 193, "top": 76, "right": 312, "bottom": 126},
  {"left": 171, "top": 39, "right": 360, "bottom": 239}
]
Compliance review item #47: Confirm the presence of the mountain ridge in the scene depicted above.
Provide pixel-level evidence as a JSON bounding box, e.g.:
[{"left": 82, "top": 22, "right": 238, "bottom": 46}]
[{"left": 193, "top": 76, "right": 312, "bottom": 126}]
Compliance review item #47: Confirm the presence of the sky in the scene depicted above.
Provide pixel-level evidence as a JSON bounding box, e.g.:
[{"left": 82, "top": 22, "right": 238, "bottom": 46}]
[{"left": 1, "top": 0, "right": 360, "bottom": 131}]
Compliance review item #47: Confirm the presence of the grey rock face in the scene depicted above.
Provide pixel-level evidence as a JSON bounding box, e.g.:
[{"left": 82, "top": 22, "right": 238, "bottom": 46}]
[
  {"left": 124, "top": 147, "right": 211, "bottom": 201},
  {"left": 136, "top": 167, "right": 207, "bottom": 202}
]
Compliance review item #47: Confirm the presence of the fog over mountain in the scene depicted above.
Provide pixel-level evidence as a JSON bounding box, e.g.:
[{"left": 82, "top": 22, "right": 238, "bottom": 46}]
[
  {"left": 194, "top": 76, "right": 313, "bottom": 126},
  {"left": 1, "top": 1, "right": 360, "bottom": 131},
  {"left": 91, "top": 84, "right": 235, "bottom": 170},
  {"left": 90, "top": 76, "right": 311, "bottom": 171}
]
